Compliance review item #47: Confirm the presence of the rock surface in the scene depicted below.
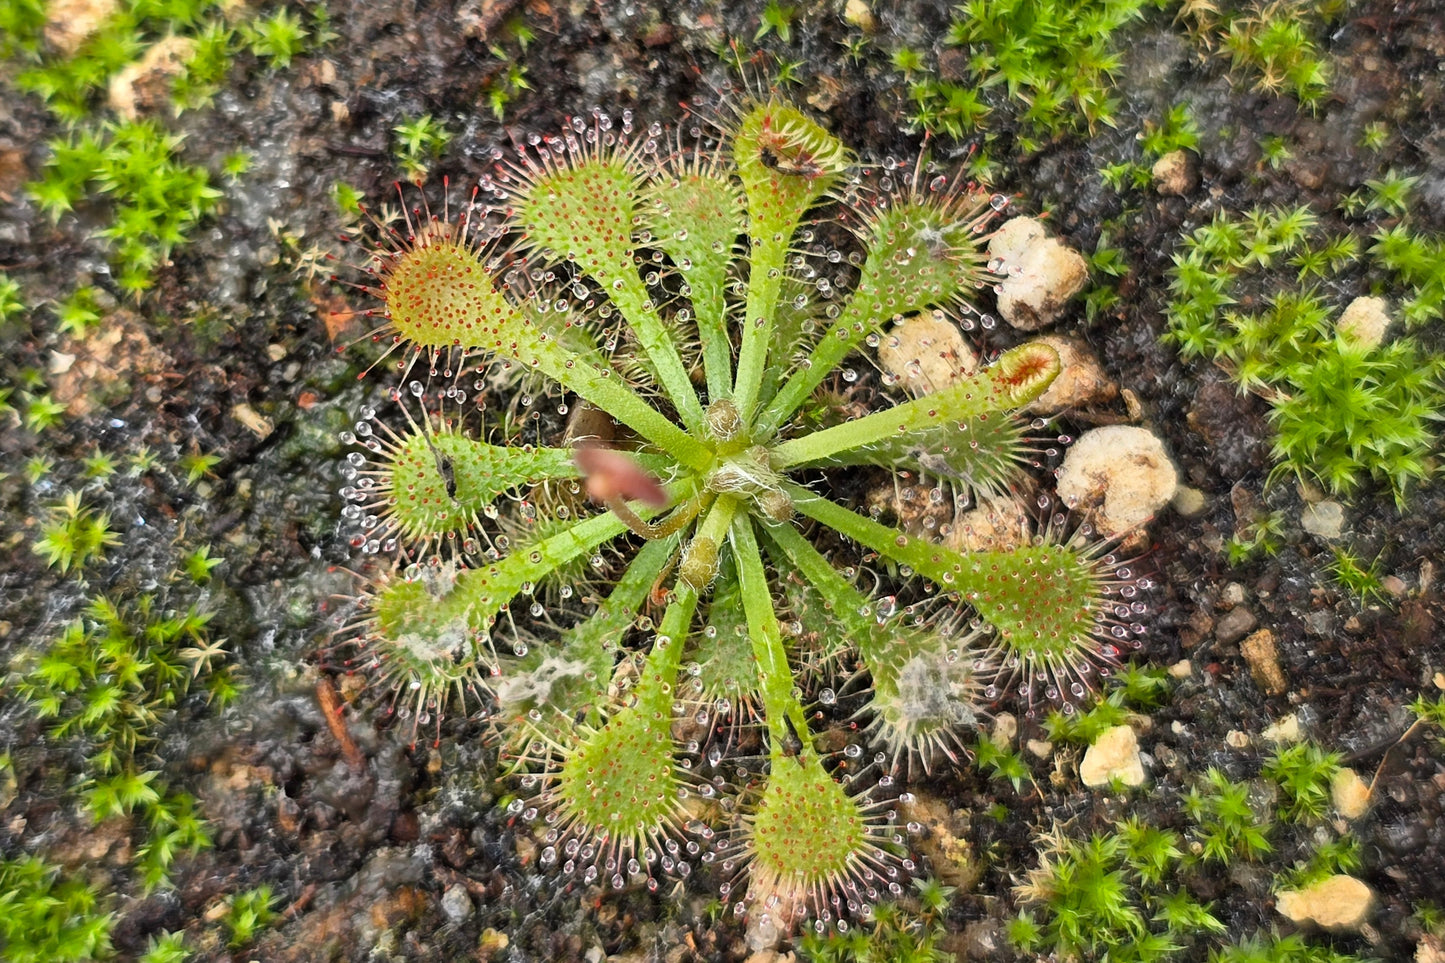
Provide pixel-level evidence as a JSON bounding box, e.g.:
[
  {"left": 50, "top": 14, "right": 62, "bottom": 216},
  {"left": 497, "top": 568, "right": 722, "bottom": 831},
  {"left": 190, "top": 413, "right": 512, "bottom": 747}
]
[
  {"left": 898, "top": 793, "right": 984, "bottom": 890},
  {"left": 988, "top": 216, "right": 1089, "bottom": 330},
  {"left": 1337, "top": 295, "right": 1391, "bottom": 349},
  {"left": 945, "top": 495, "right": 1032, "bottom": 553},
  {"left": 108, "top": 35, "right": 194, "bottom": 120},
  {"left": 1275, "top": 875, "right": 1375, "bottom": 932},
  {"left": 1152, "top": 149, "right": 1197, "bottom": 195},
  {"left": 45, "top": 0, "right": 119, "bottom": 54},
  {"left": 1301, "top": 500, "right": 1346, "bottom": 539},
  {"left": 1239, "top": 628, "right": 1287, "bottom": 696},
  {"left": 1079, "top": 725, "right": 1146, "bottom": 787},
  {"left": 1055, "top": 425, "right": 1178, "bottom": 535},
  {"left": 877, "top": 311, "right": 977, "bottom": 395},
  {"left": 1332, "top": 768, "right": 1372, "bottom": 819}
]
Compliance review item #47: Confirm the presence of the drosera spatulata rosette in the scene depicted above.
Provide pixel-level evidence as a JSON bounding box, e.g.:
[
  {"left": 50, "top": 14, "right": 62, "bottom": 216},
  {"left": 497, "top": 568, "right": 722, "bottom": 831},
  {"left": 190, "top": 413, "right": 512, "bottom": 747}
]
[{"left": 329, "top": 90, "right": 1154, "bottom": 931}]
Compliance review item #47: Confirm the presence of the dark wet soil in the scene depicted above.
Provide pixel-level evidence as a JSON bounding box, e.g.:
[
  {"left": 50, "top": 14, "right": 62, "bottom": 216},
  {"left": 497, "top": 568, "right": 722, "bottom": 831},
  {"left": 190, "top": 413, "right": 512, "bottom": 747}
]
[{"left": 2, "top": 1, "right": 1444, "bottom": 961}]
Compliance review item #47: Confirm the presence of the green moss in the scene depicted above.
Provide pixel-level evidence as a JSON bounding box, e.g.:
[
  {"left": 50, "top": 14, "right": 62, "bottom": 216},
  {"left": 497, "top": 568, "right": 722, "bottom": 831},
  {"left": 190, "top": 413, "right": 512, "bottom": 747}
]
[
  {"left": 0, "top": 272, "right": 26, "bottom": 326},
  {"left": 1010, "top": 795, "right": 1376, "bottom": 963},
  {"left": 1262, "top": 743, "right": 1340, "bottom": 823},
  {"left": 32, "top": 491, "right": 120, "bottom": 574},
  {"left": 9, "top": 596, "right": 220, "bottom": 768},
  {"left": 1411, "top": 693, "right": 1445, "bottom": 733},
  {"left": 392, "top": 113, "right": 453, "bottom": 181},
  {"left": 1045, "top": 665, "right": 1172, "bottom": 745},
  {"left": 909, "top": 0, "right": 1151, "bottom": 141},
  {"left": 754, "top": 1, "right": 799, "bottom": 43},
  {"left": 1358, "top": 121, "right": 1388, "bottom": 152},
  {"left": 1178, "top": 0, "right": 1336, "bottom": 110},
  {"left": 178, "top": 450, "right": 221, "bottom": 486},
  {"left": 0, "top": 857, "right": 113, "bottom": 963},
  {"left": 9, "top": 2, "right": 326, "bottom": 294},
  {"left": 1164, "top": 204, "right": 1445, "bottom": 506},
  {"left": 1183, "top": 768, "right": 1273, "bottom": 863},
  {"left": 483, "top": 56, "right": 531, "bottom": 120},
  {"left": 1011, "top": 828, "right": 1217, "bottom": 961},
  {"left": 56, "top": 285, "right": 104, "bottom": 337},
  {"left": 29, "top": 121, "right": 223, "bottom": 295},
  {"left": 1224, "top": 510, "right": 1285, "bottom": 565},
  {"left": 138, "top": 930, "right": 192, "bottom": 963},
  {"left": 224, "top": 885, "right": 278, "bottom": 947},
  {"left": 972, "top": 733, "right": 1033, "bottom": 790},
  {"left": 1143, "top": 104, "right": 1201, "bottom": 158},
  {"left": 171, "top": 19, "right": 236, "bottom": 111},
  {"left": 1277, "top": 835, "right": 1361, "bottom": 889},
  {"left": 240, "top": 7, "right": 310, "bottom": 69},
  {"left": 7, "top": 594, "right": 229, "bottom": 894},
  {"left": 1211, "top": 933, "right": 1371, "bottom": 963},
  {"left": 182, "top": 544, "right": 224, "bottom": 584}
]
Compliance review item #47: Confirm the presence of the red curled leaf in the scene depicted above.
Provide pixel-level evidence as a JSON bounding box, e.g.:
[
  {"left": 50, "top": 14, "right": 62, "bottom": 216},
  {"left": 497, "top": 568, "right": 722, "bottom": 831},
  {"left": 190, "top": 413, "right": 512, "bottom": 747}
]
[{"left": 574, "top": 445, "right": 670, "bottom": 508}]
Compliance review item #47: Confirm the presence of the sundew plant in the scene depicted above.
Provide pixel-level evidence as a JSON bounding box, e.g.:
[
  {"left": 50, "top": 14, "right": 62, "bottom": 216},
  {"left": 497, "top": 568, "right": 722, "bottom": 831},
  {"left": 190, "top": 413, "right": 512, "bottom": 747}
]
[{"left": 333, "top": 93, "right": 1150, "bottom": 931}]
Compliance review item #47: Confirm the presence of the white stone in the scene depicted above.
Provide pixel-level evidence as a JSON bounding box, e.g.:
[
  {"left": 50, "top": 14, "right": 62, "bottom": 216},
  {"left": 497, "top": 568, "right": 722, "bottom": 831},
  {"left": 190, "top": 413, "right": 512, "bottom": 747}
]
[
  {"left": 997, "top": 241, "right": 1090, "bottom": 330},
  {"left": 440, "top": 884, "right": 473, "bottom": 923},
  {"left": 989, "top": 712, "right": 1018, "bottom": 750},
  {"left": 843, "top": 0, "right": 877, "bottom": 31},
  {"left": 1262, "top": 713, "right": 1302, "bottom": 744},
  {"left": 1171, "top": 485, "right": 1206, "bottom": 517},
  {"left": 877, "top": 311, "right": 978, "bottom": 395},
  {"left": 988, "top": 217, "right": 1089, "bottom": 330},
  {"left": 1220, "top": 582, "right": 1247, "bottom": 609},
  {"left": 231, "top": 403, "right": 274, "bottom": 440},
  {"left": 1055, "top": 426, "right": 1178, "bottom": 536},
  {"left": 945, "top": 495, "right": 1032, "bottom": 553},
  {"left": 1301, "top": 500, "right": 1345, "bottom": 539},
  {"left": 108, "top": 35, "right": 194, "bottom": 120},
  {"left": 1275, "top": 875, "right": 1375, "bottom": 932},
  {"left": 1168, "top": 659, "right": 1193, "bottom": 679},
  {"left": 743, "top": 951, "right": 795, "bottom": 963},
  {"left": 988, "top": 216, "right": 1047, "bottom": 264},
  {"left": 1337, "top": 295, "right": 1391, "bottom": 350},
  {"left": 1331, "top": 768, "right": 1372, "bottom": 820},
  {"left": 1079, "top": 725, "right": 1146, "bottom": 787},
  {"left": 1151, "top": 150, "right": 1195, "bottom": 196},
  {"left": 45, "top": 0, "right": 120, "bottom": 55},
  {"left": 1225, "top": 730, "right": 1251, "bottom": 749}
]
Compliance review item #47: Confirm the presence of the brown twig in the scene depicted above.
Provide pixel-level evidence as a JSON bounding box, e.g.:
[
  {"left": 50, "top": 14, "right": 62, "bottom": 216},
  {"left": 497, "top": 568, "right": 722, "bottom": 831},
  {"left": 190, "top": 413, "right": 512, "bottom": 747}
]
[
  {"left": 282, "top": 882, "right": 317, "bottom": 920},
  {"left": 1367, "top": 718, "right": 1424, "bottom": 798},
  {"left": 316, "top": 675, "right": 365, "bottom": 771}
]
